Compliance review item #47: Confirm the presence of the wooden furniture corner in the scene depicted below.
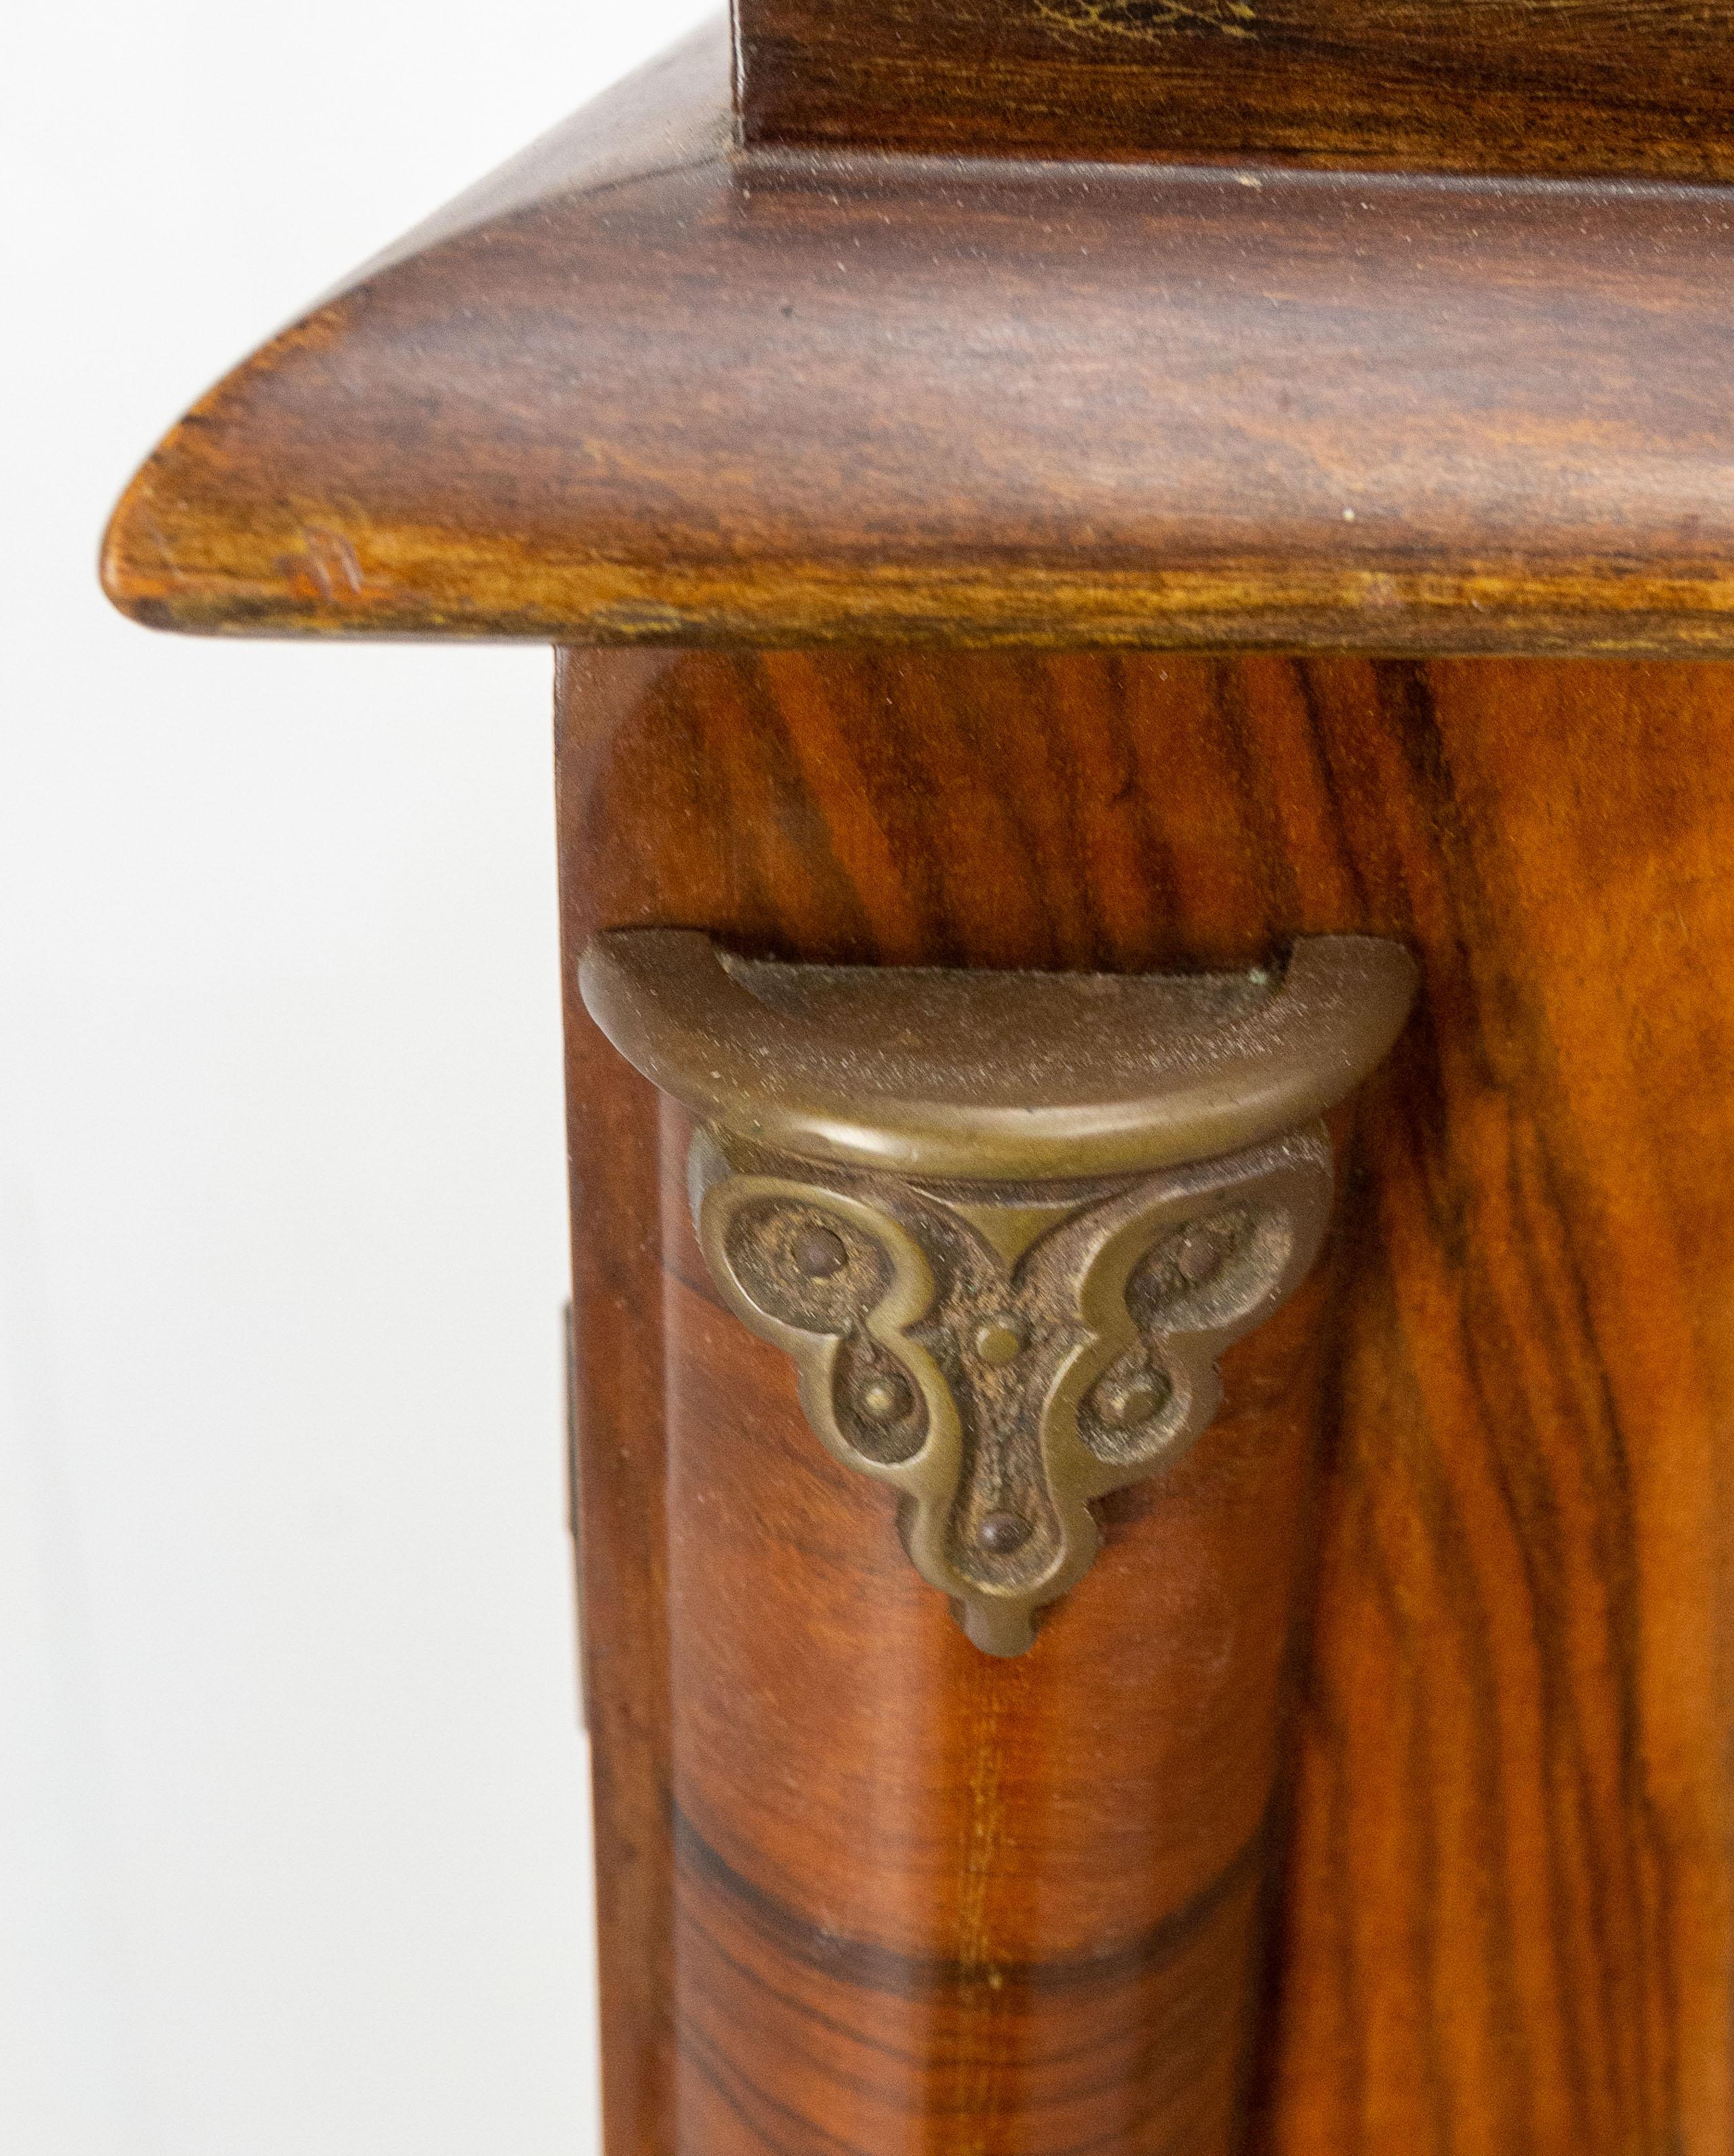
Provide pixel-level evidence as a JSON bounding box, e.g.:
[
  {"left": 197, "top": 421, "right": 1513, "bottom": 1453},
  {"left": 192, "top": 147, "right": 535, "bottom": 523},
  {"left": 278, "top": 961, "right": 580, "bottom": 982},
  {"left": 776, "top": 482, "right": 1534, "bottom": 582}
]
[{"left": 105, "top": 9, "right": 1734, "bottom": 2154}]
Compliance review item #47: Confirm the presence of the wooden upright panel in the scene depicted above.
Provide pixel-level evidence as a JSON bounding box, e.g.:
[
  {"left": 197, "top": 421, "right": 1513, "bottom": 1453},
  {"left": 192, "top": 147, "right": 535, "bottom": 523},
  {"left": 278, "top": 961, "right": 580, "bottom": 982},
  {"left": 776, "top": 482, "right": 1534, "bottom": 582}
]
[
  {"left": 659, "top": 1098, "right": 1325, "bottom": 2154},
  {"left": 559, "top": 647, "right": 1734, "bottom": 2156},
  {"left": 558, "top": 649, "right": 1345, "bottom": 2153},
  {"left": 737, "top": 0, "right": 1734, "bottom": 178}
]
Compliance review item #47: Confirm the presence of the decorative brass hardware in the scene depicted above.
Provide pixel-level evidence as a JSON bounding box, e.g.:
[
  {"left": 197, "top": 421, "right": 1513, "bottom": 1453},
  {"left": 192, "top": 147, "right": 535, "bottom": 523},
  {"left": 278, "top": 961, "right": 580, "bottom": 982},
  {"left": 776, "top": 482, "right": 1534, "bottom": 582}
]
[
  {"left": 689, "top": 1124, "right": 1332, "bottom": 1653},
  {"left": 583, "top": 931, "right": 1416, "bottom": 1655}
]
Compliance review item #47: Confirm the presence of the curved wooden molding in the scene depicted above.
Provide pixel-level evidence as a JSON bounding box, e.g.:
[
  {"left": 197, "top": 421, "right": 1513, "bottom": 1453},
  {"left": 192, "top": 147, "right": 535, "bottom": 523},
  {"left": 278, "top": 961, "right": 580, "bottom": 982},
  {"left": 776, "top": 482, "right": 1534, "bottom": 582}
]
[
  {"left": 101, "top": 20, "right": 1734, "bottom": 658},
  {"left": 579, "top": 929, "right": 1417, "bottom": 1180}
]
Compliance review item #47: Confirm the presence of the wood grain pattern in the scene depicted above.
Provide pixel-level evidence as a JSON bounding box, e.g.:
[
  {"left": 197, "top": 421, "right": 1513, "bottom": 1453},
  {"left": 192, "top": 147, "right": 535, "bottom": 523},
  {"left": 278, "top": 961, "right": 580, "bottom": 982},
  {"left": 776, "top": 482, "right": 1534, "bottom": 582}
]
[
  {"left": 99, "top": 22, "right": 1734, "bottom": 661},
  {"left": 740, "top": 0, "right": 1734, "bottom": 179},
  {"left": 556, "top": 649, "right": 1345, "bottom": 2153},
  {"left": 99, "top": 10, "right": 1734, "bottom": 2149},
  {"left": 560, "top": 693, "right": 675, "bottom": 2156},
  {"left": 662, "top": 1103, "right": 1327, "bottom": 2155},
  {"left": 558, "top": 646, "right": 1734, "bottom": 2156}
]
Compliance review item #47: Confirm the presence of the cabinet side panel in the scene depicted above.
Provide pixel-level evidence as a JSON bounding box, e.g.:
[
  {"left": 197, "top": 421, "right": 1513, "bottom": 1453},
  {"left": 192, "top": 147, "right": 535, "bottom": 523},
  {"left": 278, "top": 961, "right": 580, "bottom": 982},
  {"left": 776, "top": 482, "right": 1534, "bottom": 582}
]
[
  {"left": 1263, "top": 656, "right": 1734, "bottom": 2156},
  {"left": 557, "top": 648, "right": 1734, "bottom": 2156}
]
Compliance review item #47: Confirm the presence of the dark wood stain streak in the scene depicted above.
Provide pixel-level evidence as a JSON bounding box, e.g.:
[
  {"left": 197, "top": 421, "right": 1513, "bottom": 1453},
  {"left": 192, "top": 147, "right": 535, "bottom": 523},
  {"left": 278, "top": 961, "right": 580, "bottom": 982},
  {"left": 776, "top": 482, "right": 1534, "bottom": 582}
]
[
  {"left": 1377, "top": 664, "right": 1663, "bottom": 2143},
  {"left": 677, "top": 1877, "right": 1248, "bottom": 2101},
  {"left": 675, "top": 1907, "right": 962, "bottom": 2083},
  {"left": 672, "top": 1803, "right": 1275, "bottom": 2000},
  {"left": 1210, "top": 662, "right": 1305, "bottom": 946},
  {"left": 1283, "top": 661, "right": 1375, "bottom": 924},
  {"left": 674, "top": 2017, "right": 870, "bottom": 2156}
]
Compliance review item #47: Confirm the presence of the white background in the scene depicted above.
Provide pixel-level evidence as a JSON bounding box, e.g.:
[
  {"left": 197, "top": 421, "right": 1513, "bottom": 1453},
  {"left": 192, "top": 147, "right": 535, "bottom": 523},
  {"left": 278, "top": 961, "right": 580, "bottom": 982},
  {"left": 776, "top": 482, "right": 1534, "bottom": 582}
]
[{"left": 3, "top": 5, "right": 716, "bottom": 2149}]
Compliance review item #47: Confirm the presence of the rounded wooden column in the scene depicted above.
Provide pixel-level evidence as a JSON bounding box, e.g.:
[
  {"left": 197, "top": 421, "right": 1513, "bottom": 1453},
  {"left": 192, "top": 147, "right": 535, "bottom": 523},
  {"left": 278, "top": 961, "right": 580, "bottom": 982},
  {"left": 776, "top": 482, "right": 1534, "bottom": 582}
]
[{"left": 655, "top": 1098, "right": 1333, "bottom": 2155}]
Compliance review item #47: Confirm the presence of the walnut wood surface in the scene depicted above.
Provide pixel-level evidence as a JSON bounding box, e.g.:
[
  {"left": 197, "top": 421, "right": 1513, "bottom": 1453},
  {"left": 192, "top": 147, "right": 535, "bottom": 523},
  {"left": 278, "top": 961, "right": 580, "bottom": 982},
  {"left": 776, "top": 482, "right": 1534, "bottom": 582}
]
[
  {"left": 740, "top": 0, "right": 1734, "bottom": 179},
  {"left": 664, "top": 1104, "right": 1327, "bottom": 2151},
  {"left": 100, "top": 22, "right": 1734, "bottom": 660},
  {"left": 558, "top": 649, "right": 1341, "bottom": 2154},
  {"left": 559, "top": 646, "right": 1734, "bottom": 2156},
  {"left": 99, "top": 12, "right": 1734, "bottom": 2146},
  {"left": 562, "top": 859, "right": 674, "bottom": 2156}
]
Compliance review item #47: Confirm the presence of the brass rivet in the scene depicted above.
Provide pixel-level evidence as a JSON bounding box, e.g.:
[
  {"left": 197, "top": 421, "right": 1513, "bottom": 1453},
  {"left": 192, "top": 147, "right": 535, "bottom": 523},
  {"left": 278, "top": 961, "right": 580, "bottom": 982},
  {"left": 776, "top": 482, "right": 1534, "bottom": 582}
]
[
  {"left": 1174, "top": 1225, "right": 1225, "bottom": 1286},
  {"left": 1097, "top": 1369, "right": 1170, "bottom": 1429},
  {"left": 973, "top": 1317, "right": 1024, "bottom": 1365},
  {"left": 978, "top": 1511, "right": 1031, "bottom": 1554},
  {"left": 792, "top": 1224, "right": 848, "bottom": 1278},
  {"left": 859, "top": 1374, "right": 910, "bottom": 1423}
]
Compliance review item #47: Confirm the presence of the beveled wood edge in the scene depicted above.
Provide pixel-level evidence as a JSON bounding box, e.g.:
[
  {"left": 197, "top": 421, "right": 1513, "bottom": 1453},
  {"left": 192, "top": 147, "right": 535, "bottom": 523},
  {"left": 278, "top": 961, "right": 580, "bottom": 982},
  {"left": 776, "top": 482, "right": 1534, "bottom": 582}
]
[
  {"left": 100, "top": 19, "right": 1734, "bottom": 660},
  {"left": 100, "top": 556, "right": 1734, "bottom": 660}
]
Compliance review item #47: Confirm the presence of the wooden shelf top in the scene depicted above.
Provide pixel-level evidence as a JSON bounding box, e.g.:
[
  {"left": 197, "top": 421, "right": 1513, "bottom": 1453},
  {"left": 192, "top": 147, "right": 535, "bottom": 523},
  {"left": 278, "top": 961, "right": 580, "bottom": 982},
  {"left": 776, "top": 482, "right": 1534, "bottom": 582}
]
[{"left": 103, "top": 20, "right": 1734, "bottom": 658}]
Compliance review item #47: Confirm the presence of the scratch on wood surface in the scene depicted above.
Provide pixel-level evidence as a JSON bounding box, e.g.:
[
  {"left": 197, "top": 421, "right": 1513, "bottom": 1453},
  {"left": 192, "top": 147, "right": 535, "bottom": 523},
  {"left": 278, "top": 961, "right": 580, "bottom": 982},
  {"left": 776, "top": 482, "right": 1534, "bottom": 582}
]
[{"left": 302, "top": 526, "right": 364, "bottom": 599}]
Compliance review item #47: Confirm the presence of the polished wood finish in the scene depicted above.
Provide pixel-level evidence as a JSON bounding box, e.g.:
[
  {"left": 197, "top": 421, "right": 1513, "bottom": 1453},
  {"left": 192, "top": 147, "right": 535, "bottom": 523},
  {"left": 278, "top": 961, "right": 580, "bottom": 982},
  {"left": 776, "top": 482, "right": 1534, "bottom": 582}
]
[
  {"left": 100, "top": 24, "right": 1734, "bottom": 660},
  {"left": 558, "top": 646, "right": 1734, "bottom": 2156},
  {"left": 103, "top": 7, "right": 1734, "bottom": 2151},
  {"left": 664, "top": 1101, "right": 1323, "bottom": 2153},
  {"left": 740, "top": 0, "right": 1734, "bottom": 179},
  {"left": 563, "top": 891, "right": 674, "bottom": 2156},
  {"left": 556, "top": 649, "right": 1343, "bottom": 2155}
]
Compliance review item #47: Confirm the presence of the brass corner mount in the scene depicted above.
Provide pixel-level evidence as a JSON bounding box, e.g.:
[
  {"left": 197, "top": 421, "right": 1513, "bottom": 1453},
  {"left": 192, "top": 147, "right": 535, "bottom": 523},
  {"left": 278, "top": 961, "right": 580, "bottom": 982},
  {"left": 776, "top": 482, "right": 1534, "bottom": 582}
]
[{"left": 582, "top": 931, "right": 1416, "bottom": 1655}]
